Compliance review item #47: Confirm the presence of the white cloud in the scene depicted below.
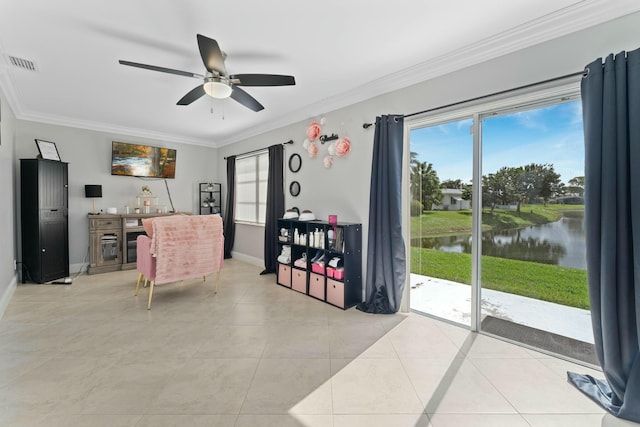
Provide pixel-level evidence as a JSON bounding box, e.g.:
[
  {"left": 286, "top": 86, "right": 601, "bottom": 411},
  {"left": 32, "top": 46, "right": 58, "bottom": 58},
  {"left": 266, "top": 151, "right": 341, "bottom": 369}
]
[{"left": 513, "top": 109, "right": 548, "bottom": 131}]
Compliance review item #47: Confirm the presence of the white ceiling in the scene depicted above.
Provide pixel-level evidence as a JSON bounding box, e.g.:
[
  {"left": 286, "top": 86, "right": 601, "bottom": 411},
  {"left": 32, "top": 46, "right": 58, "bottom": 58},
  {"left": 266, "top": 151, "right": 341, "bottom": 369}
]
[{"left": 1, "top": 0, "right": 638, "bottom": 147}]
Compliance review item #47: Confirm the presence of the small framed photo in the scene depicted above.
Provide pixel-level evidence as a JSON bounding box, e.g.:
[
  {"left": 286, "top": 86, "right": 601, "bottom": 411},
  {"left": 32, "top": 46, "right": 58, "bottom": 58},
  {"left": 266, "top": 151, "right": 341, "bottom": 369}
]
[{"left": 35, "top": 139, "right": 61, "bottom": 161}]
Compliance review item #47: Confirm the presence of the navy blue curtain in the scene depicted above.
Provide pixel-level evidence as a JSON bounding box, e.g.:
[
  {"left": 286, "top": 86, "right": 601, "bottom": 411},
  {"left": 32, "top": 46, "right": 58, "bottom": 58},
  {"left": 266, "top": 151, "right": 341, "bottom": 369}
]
[
  {"left": 568, "top": 48, "right": 640, "bottom": 422},
  {"left": 261, "top": 144, "right": 284, "bottom": 275},
  {"left": 357, "top": 115, "right": 406, "bottom": 314},
  {"left": 223, "top": 156, "right": 236, "bottom": 259}
]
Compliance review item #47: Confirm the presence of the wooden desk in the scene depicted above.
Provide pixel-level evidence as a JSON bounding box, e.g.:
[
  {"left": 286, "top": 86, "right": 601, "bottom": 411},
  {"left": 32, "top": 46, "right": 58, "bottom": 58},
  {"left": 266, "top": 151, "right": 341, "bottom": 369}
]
[{"left": 87, "top": 212, "right": 180, "bottom": 274}]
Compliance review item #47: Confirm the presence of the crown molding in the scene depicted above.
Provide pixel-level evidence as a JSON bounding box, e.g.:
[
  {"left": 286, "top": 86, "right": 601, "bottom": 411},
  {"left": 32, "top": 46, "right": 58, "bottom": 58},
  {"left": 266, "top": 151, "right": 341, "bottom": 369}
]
[{"left": 18, "top": 110, "right": 217, "bottom": 148}]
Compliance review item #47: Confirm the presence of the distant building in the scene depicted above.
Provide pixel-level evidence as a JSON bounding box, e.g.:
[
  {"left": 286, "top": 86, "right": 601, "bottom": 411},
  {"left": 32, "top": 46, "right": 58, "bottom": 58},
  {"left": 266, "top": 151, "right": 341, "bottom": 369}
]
[
  {"left": 433, "top": 188, "right": 471, "bottom": 211},
  {"left": 557, "top": 196, "right": 584, "bottom": 205}
]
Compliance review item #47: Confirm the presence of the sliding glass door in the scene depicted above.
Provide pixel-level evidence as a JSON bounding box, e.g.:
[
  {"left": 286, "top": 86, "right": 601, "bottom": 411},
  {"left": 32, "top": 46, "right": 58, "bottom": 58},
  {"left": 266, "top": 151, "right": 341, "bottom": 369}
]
[{"left": 408, "top": 90, "right": 594, "bottom": 360}]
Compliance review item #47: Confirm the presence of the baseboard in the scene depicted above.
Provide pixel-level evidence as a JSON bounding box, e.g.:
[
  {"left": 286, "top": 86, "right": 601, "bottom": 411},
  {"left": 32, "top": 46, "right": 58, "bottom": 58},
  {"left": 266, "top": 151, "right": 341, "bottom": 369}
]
[
  {"left": 0, "top": 275, "right": 17, "bottom": 319},
  {"left": 70, "top": 262, "right": 86, "bottom": 274},
  {"left": 230, "top": 251, "right": 264, "bottom": 268}
]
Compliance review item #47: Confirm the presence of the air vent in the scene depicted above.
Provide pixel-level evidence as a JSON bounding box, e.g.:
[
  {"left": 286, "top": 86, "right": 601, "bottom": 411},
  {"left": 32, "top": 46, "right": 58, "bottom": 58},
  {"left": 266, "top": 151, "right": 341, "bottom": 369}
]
[{"left": 7, "top": 55, "right": 37, "bottom": 71}]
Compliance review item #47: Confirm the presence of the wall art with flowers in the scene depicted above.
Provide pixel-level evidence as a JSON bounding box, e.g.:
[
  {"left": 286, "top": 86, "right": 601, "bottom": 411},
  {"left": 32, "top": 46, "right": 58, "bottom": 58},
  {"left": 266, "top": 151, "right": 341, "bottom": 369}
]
[{"left": 302, "top": 120, "right": 352, "bottom": 169}]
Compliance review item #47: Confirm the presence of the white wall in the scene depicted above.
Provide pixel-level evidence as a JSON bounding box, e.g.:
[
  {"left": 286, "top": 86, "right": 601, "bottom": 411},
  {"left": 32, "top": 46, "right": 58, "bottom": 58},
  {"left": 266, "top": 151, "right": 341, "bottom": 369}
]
[
  {"left": 0, "top": 86, "right": 18, "bottom": 317},
  {"left": 13, "top": 120, "right": 218, "bottom": 272},
  {"left": 218, "top": 11, "right": 640, "bottom": 294}
]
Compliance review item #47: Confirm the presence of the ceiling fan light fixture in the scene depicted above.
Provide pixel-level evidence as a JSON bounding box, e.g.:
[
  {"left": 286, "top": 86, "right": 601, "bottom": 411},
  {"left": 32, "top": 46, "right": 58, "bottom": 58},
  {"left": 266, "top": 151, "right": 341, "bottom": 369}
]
[{"left": 204, "top": 77, "right": 232, "bottom": 99}]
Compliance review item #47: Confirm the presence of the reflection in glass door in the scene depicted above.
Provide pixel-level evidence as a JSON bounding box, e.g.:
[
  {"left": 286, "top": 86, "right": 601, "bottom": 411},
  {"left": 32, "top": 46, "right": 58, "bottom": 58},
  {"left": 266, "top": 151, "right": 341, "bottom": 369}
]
[{"left": 409, "top": 118, "right": 473, "bottom": 326}]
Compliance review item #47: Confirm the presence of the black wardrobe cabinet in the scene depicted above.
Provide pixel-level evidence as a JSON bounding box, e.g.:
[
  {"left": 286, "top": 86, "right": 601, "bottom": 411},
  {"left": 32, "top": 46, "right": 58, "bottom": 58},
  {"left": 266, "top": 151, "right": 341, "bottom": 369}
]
[{"left": 20, "top": 159, "right": 69, "bottom": 283}]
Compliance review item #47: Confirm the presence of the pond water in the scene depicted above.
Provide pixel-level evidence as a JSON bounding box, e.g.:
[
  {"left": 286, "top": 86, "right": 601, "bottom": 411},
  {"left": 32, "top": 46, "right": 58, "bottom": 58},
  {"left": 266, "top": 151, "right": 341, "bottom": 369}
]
[{"left": 413, "top": 210, "right": 586, "bottom": 270}]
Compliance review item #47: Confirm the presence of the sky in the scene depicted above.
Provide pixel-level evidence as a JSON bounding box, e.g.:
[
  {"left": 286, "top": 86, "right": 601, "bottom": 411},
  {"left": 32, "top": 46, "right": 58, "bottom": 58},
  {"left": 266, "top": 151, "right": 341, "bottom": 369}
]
[{"left": 409, "top": 100, "right": 585, "bottom": 184}]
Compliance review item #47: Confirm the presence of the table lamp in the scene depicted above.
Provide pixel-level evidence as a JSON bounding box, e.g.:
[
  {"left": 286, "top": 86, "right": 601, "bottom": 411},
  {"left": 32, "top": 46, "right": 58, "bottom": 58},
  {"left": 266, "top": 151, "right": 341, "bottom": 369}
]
[{"left": 85, "top": 185, "right": 102, "bottom": 214}]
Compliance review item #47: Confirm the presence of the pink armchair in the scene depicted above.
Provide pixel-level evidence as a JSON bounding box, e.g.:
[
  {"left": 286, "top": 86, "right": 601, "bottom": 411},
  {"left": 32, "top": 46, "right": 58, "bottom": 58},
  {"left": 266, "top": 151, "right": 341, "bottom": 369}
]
[
  {"left": 134, "top": 214, "right": 224, "bottom": 309},
  {"left": 134, "top": 234, "right": 156, "bottom": 293}
]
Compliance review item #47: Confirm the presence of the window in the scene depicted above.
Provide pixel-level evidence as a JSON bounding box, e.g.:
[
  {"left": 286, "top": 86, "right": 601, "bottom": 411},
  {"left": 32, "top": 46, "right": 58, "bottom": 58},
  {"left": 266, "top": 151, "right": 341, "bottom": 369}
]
[{"left": 235, "top": 151, "right": 268, "bottom": 224}]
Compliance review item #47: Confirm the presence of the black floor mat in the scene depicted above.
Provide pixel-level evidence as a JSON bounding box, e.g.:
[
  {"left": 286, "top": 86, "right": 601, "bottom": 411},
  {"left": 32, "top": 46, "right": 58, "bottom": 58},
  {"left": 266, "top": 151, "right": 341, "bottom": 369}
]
[{"left": 481, "top": 315, "right": 598, "bottom": 365}]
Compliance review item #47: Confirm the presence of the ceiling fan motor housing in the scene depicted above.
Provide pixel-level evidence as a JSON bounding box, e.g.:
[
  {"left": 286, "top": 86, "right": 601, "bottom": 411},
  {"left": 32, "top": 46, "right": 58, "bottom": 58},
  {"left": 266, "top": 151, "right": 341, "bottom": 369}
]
[{"left": 204, "top": 76, "right": 232, "bottom": 98}]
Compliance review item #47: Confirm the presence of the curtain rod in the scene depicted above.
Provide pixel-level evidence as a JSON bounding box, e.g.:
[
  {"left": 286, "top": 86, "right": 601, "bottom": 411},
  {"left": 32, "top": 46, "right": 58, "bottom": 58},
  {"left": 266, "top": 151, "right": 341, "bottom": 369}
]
[
  {"left": 223, "top": 139, "right": 293, "bottom": 160},
  {"left": 362, "top": 70, "right": 586, "bottom": 128}
]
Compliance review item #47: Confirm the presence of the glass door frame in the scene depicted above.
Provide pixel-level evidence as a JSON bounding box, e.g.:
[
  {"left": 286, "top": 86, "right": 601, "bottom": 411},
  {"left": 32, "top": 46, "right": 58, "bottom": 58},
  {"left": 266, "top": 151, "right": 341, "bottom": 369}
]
[{"left": 403, "top": 80, "right": 582, "bottom": 334}]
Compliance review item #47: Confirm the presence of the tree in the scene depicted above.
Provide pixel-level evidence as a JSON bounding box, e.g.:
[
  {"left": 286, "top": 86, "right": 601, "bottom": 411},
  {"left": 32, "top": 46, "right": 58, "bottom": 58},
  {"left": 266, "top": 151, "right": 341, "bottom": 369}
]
[
  {"left": 566, "top": 176, "right": 585, "bottom": 197},
  {"left": 482, "top": 163, "right": 564, "bottom": 212},
  {"left": 409, "top": 151, "right": 421, "bottom": 204},
  {"left": 415, "top": 161, "right": 443, "bottom": 210},
  {"left": 462, "top": 183, "right": 473, "bottom": 202},
  {"left": 441, "top": 179, "right": 463, "bottom": 189},
  {"left": 517, "top": 163, "right": 563, "bottom": 207},
  {"left": 540, "top": 167, "right": 564, "bottom": 205},
  {"left": 482, "top": 168, "right": 517, "bottom": 213},
  {"left": 410, "top": 155, "right": 442, "bottom": 211},
  {"left": 482, "top": 173, "right": 499, "bottom": 213}
]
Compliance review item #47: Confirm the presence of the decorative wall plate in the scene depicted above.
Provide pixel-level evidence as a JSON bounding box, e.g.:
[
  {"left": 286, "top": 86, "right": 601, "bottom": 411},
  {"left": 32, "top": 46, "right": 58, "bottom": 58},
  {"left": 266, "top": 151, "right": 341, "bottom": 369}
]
[
  {"left": 289, "top": 153, "right": 302, "bottom": 173},
  {"left": 290, "top": 181, "right": 301, "bottom": 197}
]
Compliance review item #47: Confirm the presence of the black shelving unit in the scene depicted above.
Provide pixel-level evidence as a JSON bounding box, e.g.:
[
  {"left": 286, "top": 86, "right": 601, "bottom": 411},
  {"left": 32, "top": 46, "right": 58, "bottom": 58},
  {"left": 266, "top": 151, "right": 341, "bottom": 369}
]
[
  {"left": 20, "top": 159, "right": 69, "bottom": 283},
  {"left": 199, "top": 183, "right": 222, "bottom": 216},
  {"left": 276, "top": 218, "right": 362, "bottom": 309}
]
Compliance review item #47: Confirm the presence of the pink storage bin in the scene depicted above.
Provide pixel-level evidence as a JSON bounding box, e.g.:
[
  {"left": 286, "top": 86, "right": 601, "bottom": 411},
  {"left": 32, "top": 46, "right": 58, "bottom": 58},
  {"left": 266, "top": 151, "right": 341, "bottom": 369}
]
[
  {"left": 326, "top": 266, "right": 335, "bottom": 278},
  {"left": 333, "top": 268, "right": 344, "bottom": 280},
  {"left": 291, "top": 269, "right": 307, "bottom": 293},
  {"left": 311, "top": 263, "right": 325, "bottom": 274}
]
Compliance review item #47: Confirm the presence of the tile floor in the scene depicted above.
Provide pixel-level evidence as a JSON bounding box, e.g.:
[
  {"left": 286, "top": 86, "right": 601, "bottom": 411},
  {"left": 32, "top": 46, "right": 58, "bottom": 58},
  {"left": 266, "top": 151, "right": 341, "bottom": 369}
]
[{"left": 0, "top": 259, "right": 637, "bottom": 426}]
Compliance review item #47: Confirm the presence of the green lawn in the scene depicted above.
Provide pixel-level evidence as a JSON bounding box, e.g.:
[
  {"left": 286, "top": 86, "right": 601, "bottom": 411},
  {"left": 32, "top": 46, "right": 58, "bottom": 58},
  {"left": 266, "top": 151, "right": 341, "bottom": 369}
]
[
  {"left": 410, "top": 247, "right": 589, "bottom": 309},
  {"left": 410, "top": 204, "right": 584, "bottom": 237}
]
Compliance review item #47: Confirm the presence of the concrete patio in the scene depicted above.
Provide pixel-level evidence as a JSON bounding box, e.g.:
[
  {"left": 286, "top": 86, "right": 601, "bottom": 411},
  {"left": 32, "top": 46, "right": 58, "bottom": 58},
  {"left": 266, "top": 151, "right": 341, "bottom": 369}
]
[{"left": 409, "top": 273, "right": 594, "bottom": 345}]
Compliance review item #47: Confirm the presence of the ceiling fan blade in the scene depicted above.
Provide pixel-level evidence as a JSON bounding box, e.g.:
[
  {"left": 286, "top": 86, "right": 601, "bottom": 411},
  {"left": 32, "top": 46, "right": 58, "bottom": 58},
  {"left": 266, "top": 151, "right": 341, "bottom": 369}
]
[
  {"left": 177, "top": 85, "right": 206, "bottom": 105},
  {"left": 230, "top": 74, "right": 296, "bottom": 87},
  {"left": 197, "top": 34, "right": 226, "bottom": 75},
  {"left": 119, "top": 60, "right": 203, "bottom": 79},
  {"left": 230, "top": 87, "right": 264, "bottom": 112}
]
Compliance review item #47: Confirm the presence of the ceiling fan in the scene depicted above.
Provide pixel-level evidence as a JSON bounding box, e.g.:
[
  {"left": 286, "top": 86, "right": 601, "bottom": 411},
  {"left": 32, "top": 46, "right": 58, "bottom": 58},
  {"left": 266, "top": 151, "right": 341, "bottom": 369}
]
[{"left": 119, "top": 34, "right": 295, "bottom": 112}]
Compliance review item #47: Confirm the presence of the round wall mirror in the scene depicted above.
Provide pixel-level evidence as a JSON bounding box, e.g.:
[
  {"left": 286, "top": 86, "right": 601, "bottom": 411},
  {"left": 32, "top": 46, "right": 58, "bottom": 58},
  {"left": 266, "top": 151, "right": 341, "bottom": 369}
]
[
  {"left": 289, "top": 181, "right": 301, "bottom": 197},
  {"left": 289, "top": 153, "right": 302, "bottom": 173}
]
